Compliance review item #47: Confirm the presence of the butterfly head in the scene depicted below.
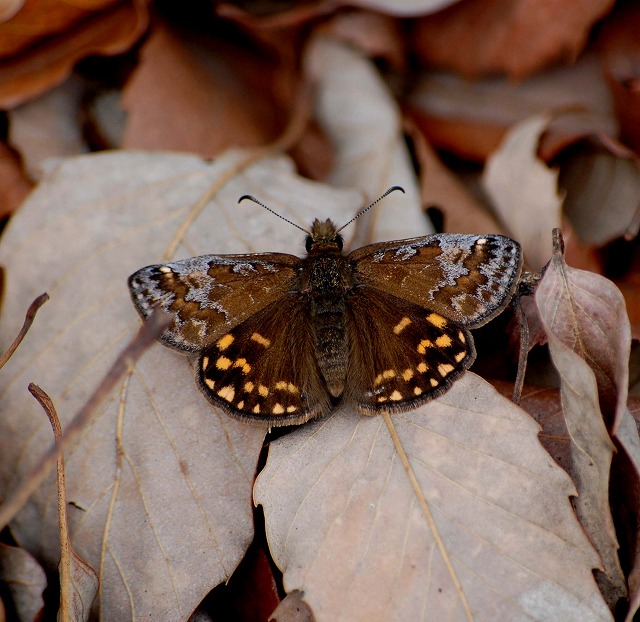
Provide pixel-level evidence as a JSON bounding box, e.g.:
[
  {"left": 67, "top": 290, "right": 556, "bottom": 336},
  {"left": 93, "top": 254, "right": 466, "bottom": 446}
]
[{"left": 306, "top": 218, "right": 343, "bottom": 253}]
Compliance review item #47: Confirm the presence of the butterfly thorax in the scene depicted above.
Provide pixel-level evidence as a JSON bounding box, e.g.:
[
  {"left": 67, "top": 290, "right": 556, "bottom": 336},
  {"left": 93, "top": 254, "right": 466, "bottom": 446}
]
[{"left": 298, "top": 219, "right": 356, "bottom": 399}]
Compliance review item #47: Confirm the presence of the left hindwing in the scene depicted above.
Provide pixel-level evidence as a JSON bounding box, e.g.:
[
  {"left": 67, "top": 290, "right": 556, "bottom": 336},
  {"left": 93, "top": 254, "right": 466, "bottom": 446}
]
[
  {"left": 197, "top": 295, "right": 333, "bottom": 426},
  {"left": 350, "top": 233, "right": 522, "bottom": 328},
  {"left": 345, "top": 287, "right": 475, "bottom": 415}
]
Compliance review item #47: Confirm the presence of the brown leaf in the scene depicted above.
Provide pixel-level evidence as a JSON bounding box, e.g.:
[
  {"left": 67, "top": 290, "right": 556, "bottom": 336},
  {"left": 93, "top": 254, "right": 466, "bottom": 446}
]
[
  {"left": 255, "top": 374, "right": 609, "bottom": 621},
  {"left": 411, "top": 0, "right": 615, "bottom": 79},
  {"left": 0, "top": 543, "right": 46, "bottom": 622},
  {"left": 597, "top": 2, "right": 640, "bottom": 154},
  {"left": 405, "top": 118, "right": 507, "bottom": 234},
  {"left": 0, "top": 1, "right": 149, "bottom": 108},
  {"left": 122, "top": 21, "right": 281, "bottom": 155},
  {"left": 407, "top": 54, "right": 617, "bottom": 162},
  {"left": 0, "top": 140, "right": 32, "bottom": 218},
  {"left": 535, "top": 231, "right": 629, "bottom": 607}
]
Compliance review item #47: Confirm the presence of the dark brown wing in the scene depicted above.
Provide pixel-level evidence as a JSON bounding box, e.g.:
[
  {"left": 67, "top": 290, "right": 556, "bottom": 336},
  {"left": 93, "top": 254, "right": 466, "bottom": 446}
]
[
  {"left": 128, "top": 253, "right": 300, "bottom": 352},
  {"left": 345, "top": 287, "right": 475, "bottom": 414},
  {"left": 350, "top": 234, "right": 522, "bottom": 328},
  {"left": 197, "top": 295, "right": 332, "bottom": 425}
]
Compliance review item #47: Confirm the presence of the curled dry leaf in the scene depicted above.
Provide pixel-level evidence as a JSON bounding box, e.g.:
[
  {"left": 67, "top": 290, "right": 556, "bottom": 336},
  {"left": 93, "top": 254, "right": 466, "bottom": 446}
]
[
  {"left": 0, "top": 150, "right": 367, "bottom": 619},
  {"left": 535, "top": 231, "right": 631, "bottom": 608},
  {"left": 482, "top": 113, "right": 562, "bottom": 271},
  {"left": 558, "top": 137, "right": 640, "bottom": 247},
  {"left": 255, "top": 374, "right": 610, "bottom": 621}
]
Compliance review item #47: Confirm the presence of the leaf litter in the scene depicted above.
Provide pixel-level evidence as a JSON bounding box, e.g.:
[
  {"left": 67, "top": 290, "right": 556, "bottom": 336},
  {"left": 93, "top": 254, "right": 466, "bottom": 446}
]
[{"left": 0, "top": 2, "right": 638, "bottom": 619}]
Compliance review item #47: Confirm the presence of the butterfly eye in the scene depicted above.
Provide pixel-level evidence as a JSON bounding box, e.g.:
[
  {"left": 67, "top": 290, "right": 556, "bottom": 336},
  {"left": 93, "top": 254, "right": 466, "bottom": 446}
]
[
  {"left": 335, "top": 234, "right": 344, "bottom": 251},
  {"left": 305, "top": 236, "right": 313, "bottom": 252}
]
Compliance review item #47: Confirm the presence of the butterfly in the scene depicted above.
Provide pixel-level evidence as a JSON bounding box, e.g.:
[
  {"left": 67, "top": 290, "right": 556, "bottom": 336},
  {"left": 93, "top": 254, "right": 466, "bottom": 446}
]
[{"left": 128, "top": 187, "right": 522, "bottom": 426}]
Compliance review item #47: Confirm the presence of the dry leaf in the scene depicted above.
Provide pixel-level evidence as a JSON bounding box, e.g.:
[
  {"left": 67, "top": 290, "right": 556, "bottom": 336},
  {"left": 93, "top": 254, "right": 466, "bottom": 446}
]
[
  {"left": 559, "top": 140, "right": 640, "bottom": 246},
  {"left": 482, "top": 113, "right": 562, "bottom": 271},
  {"left": 411, "top": 0, "right": 615, "bottom": 79},
  {"left": 8, "top": 75, "right": 88, "bottom": 181},
  {"left": 0, "top": 140, "right": 32, "bottom": 225},
  {"left": 405, "top": 119, "right": 506, "bottom": 234},
  {"left": 0, "top": 543, "right": 46, "bottom": 622},
  {"left": 122, "top": 22, "right": 281, "bottom": 155},
  {"left": 612, "top": 410, "right": 640, "bottom": 621},
  {"left": 254, "top": 374, "right": 610, "bottom": 621},
  {"left": 0, "top": 0, "right": 149, "bottom": 108},
  {"left": 303, "top": 35, "right": 426, "bottom": 246},
  {"left": 270, "top": 590, "right": 314, "bottom": 622},
  {"left": 0, "top": 150, "right": 365, "bottom": 619},
  {"left": 535, "top": 232, "right": 630, "bottom": 607},
  {"left": 407, "top": 53, "right": 616, "bottom": 162}
]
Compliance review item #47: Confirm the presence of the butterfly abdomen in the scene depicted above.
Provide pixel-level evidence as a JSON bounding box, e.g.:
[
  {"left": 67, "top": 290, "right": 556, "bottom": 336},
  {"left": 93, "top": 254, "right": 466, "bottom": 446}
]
[{"left": 303, "top": 253, "right": 353, "bottom": 399}]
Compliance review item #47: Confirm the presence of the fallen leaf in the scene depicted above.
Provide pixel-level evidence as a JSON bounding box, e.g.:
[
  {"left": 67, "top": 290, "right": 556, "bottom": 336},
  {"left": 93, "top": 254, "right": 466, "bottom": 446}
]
[
  {"left": 411, "top": 0, "right": 615, "bottom": 79},
  {"left": 405, "top": 119, "right": 507, "bottom": 234},
  {"left": 0, "top": 0, "right": 149, "bottom": 108},
  {"left": 8, "top": 75, "right": 88, "bottom": 181},
  {"left": 535, "top": 231, "right": 629, "bottom": 608},
  {"left": 0, "top": 542, "right": 46, "bottom": 622},
  {"left": 0, "top": 150, "right": 364, "bottom": 619},
  {"left": 558, "top": 138, "right": 640, "bottom": 246},
  {"left": 482, "top": 113, "right": 562, "bottom": 271},
  {"left": 407, "top": 53, "right": 616, "bottom": 162},
  {"left": 304, "top": 35, "right": 427, "bottom": 247},
  {"left": 270, "top": 590, "right": 314, "bottom": 622},
  {"left": 254, "top": 374, "right": 610, "bottom": 621},
  {"left": 122, "top": 21, "right": 281, "bottom": 155},
  {"left": 612, "top": 410, "right": 640, "bottom": 621}
]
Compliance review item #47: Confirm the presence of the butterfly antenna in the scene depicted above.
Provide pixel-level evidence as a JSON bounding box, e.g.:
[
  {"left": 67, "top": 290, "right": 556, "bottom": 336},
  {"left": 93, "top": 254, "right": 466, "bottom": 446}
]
[
  {"left": 336, "top": 186, "right": 405, "bottom": 233},
  {"left": 238, "top": 195, "right": 310, "bottom": 235}
]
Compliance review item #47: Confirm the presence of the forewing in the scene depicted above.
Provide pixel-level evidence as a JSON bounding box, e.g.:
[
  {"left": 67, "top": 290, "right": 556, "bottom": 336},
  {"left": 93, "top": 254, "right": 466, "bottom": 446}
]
[
  {"left": 350, "top": 234, "right": 522, "bottom": 328},
  {"left": 128, "top": 253, "right": 299, "bottom": 352},
  {"left": 346, "top": 288, "right": 475, "bottom": 414},
  {"left": 197, "top": 296, "right": 332, "bottom": 425}
]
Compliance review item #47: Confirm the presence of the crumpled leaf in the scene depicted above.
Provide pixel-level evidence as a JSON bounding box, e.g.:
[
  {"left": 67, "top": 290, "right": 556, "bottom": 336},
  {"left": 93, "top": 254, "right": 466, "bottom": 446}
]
[
  {"left": 482, "top": 113, "right": 562, "bottom": 271},
  {"left": 0, "top": 150, "right": 363, "bottom": 619},
  {"left": 255, "top": 373, "right": 610, "bottom": 621},
  {"left": 535, "top": 231, "right": 629, "bottom": 608}
]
